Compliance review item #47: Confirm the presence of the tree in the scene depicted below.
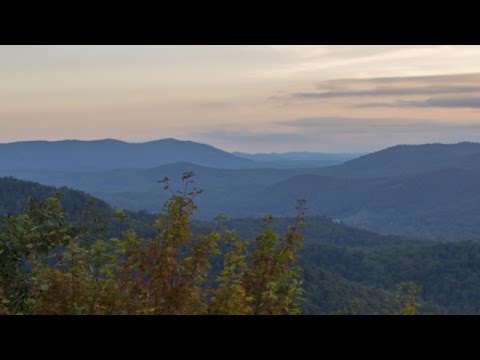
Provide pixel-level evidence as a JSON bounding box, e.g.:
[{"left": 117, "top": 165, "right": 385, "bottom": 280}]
[
  {"left": 394, "top": 282, "right": 422, "bottom": 315},
  {"left": 0, "top": 172, "right": 306, "bottom": 315},
  {"left": 0, "top": 195, "right": 73, "bottom": 314},
  {"left": 245, "top": 199, "right": 306, "bottom": 315}
]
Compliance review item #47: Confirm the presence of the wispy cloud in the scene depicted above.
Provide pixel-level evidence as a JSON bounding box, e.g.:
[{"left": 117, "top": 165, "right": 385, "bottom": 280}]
[
  {"left": 276, "top": 117, "right": 480, "bottom": 133},
  {"left": 294, "top": 86, "right": 480, "bottom": 99},
  {"left": 402, "top": 97, "right": 480, "bottom": 108},
  {"left": 290, "top": 73, "right": 480, "bottom": 100},
  {"left": 316, "top": 73, "right": 480, "bottom": 87},
  {"left": 256, "top": 46, "right": 480, "bottom": 80},
  {"left": 360, "top": 97, "right": 480, "bottom": 108}
]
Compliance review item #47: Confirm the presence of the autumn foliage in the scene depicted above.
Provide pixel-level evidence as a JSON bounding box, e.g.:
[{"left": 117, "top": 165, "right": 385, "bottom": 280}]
[{"left": 0, "top": 172, "right": 306, "bottom": 315}]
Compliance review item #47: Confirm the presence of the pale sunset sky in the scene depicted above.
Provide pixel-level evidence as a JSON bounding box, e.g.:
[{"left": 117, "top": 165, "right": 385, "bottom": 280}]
[{"left": 2, "top": 45, "right": 480, "bottom": 152}]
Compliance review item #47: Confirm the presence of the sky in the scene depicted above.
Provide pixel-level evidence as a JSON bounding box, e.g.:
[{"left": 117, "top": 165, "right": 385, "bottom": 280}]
[{"left": 2, "top": 45, "right": 480, "bottom": 152}]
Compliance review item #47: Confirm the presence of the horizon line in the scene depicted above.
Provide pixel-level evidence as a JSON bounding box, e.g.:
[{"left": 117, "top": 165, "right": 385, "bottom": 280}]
[{"left": 1, "top": 137, "right": 479, "bottom": 155}]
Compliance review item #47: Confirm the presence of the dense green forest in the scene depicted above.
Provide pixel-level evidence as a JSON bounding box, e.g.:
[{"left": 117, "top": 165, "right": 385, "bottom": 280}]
[
  {"left": 204, "top": 219, "right": 480, "bottom": 314},
  {"left": 302, "top": 242, "right": 480, "bottom": 314},
  {"left": 0, "top": 176, "right": 112, "bottom": 220},
  {"left": 2, "top": 175, "right": 480, "bottom": 314}
]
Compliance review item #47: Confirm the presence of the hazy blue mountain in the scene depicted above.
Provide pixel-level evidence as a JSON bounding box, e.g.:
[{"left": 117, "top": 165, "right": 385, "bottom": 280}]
[
  {"left": 252, "top": 168, "right": 480, "bottom": 239},
  {"left": 3, "top": 141, "right": 480, "bottom": 239},
  {"left": 0, "top": 163, "right": 321, "bottom": 216},
  {"left": 1, "top": 175, "right": 423, "bottom": 245},
  {"left": 4, "top": 164, "right": 480, "bottom": 240},
  {"left": 232, "top": 151, "right": 363, "bottom": 168},
  {"left": 0, "top": 138, "right": 255, "bottom": 171},
  {"left": 234, "top": 143, "right": 480, "bottom": 174},
  {"left": 316, "top": 142, "right": 480, "bottom": 178}
]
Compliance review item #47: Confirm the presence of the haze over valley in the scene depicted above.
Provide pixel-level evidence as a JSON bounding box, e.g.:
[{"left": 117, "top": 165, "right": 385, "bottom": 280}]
[{"left": 2, "top": 138, "right": 480, "bottom": 240}]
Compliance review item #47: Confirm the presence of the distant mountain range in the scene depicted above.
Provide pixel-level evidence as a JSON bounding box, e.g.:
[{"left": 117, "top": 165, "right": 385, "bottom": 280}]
[
  {"left": 0, "top": 138, "right": 254, "bottom": 171},
  {"left": 232, "top": 151, "right": 363, "bottom": 168},
  {"left": 0, "top": 138, "right": 359, "bottom": 171},
  {"left": 2, "top": 139, "right": 480, "bottom": 240},
  {"left": 251, "top": 167, "right": 480, "bottom": 238},
  {"left": 314, "top": 141, "right": 480, "bottom": 177}
]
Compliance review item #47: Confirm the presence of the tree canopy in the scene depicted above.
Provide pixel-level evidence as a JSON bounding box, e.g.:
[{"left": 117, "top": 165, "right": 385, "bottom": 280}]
[{"left": 0, "top": 172, "right": 306, "bottom": 315}]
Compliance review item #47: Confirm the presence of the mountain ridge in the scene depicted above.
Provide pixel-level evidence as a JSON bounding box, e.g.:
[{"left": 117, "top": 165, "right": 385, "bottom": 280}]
[
  {"left": 0, "top": 138, "right": 255, "bottom": 171},
  {"left": 313, "top": 141, "right": 480, "bottom": 177},
  {"left": 3, "top": 140, "right": 480, "bottom": 239}
]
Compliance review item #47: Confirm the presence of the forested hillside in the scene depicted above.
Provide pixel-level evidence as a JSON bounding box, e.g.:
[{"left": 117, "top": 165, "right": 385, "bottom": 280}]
[
  {"left": 0, "top": 174, "right": 306, "bottom": 315},
  {"left": 3, "top": 176, "right": 480, "bottom": 314},
  {"left": 0, "top": 176, "right": 112, "bottom": 220}
]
